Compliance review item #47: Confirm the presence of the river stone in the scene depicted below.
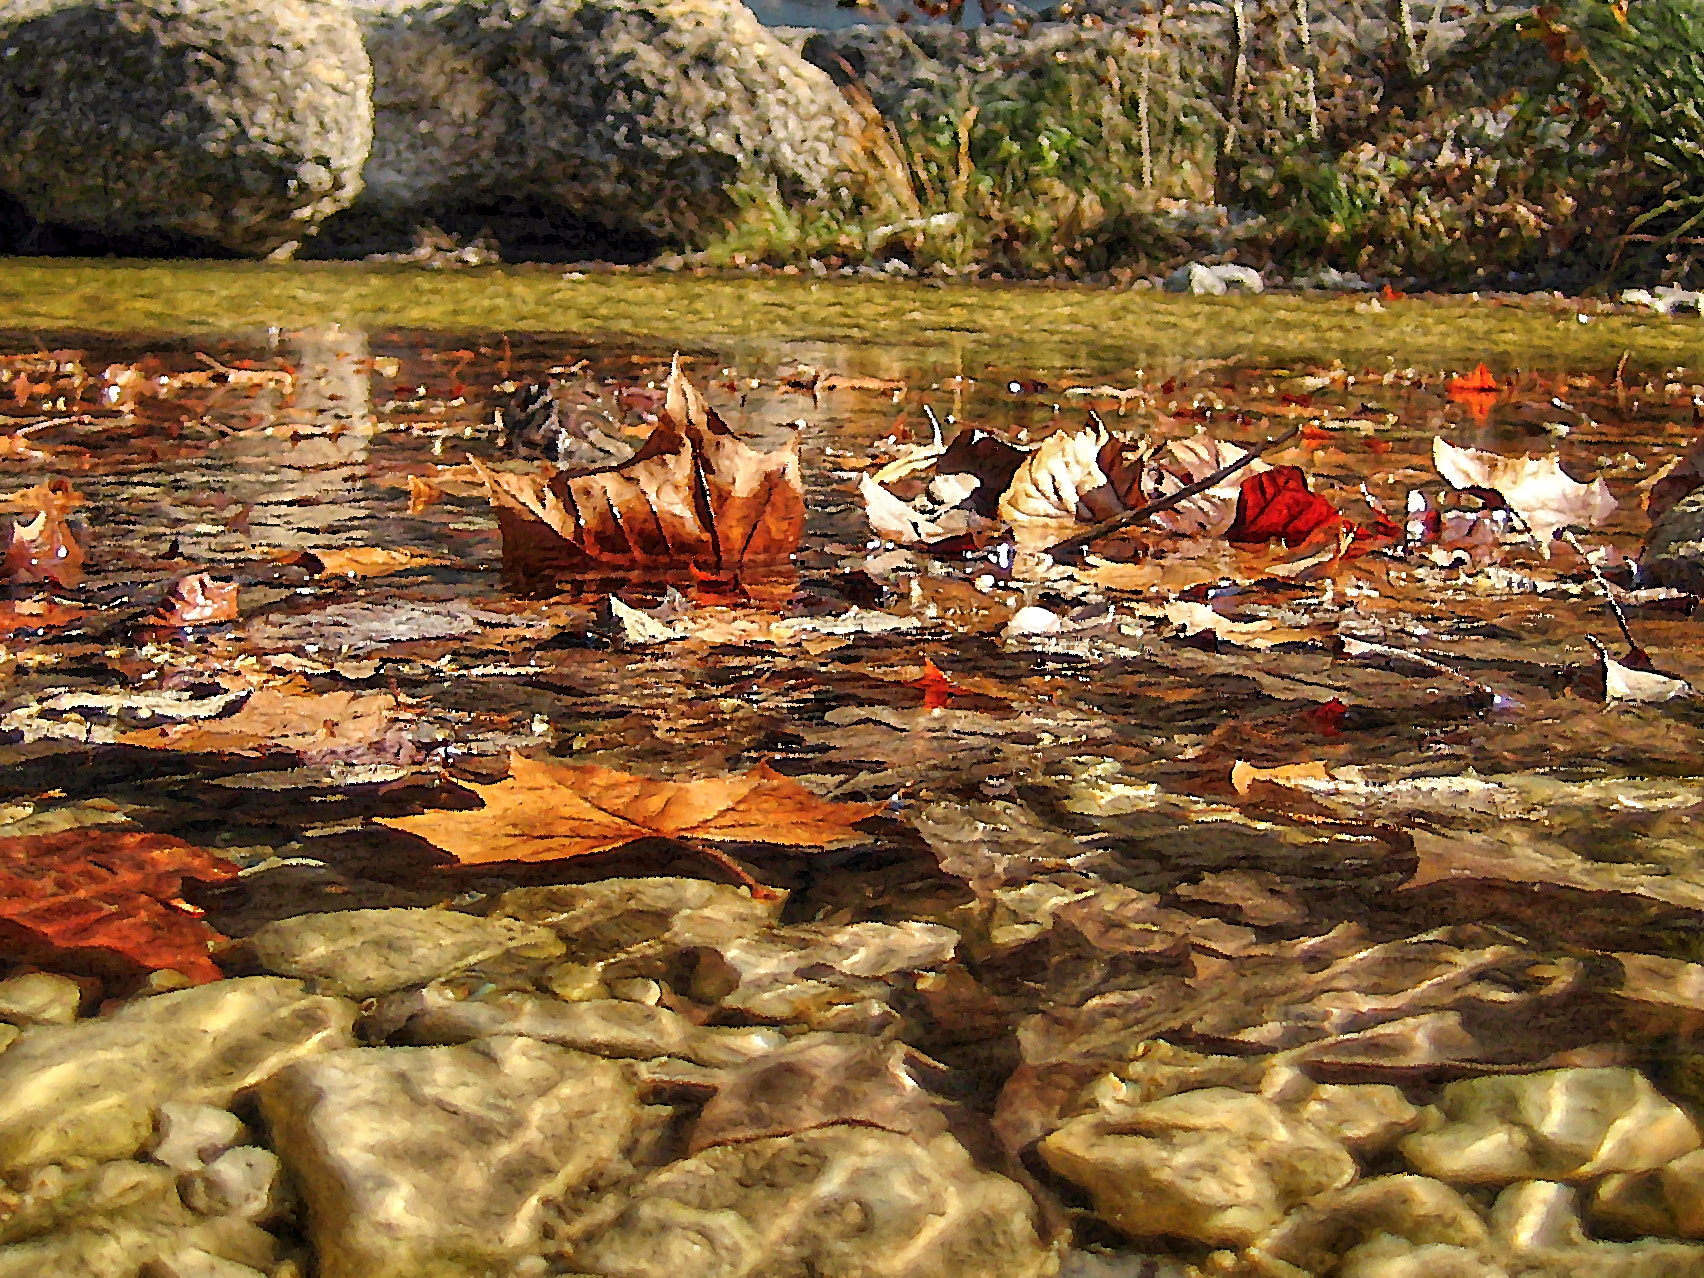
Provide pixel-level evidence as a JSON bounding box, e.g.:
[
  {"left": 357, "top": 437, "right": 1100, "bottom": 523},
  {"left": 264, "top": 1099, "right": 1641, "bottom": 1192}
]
[
  {"left": 353, "top": 0, "right": 863, "bottom": 244},
  {"left": 1244, "top": 1175, "right": 1496, "bottom": 1278},
  {"left": 492, "top": 876, "right": 782, "bottom": 984},
  {"left": 1040, "top": 1088, "right": 1358, "bottom": 1246},
  {"left": 0, "top": 971, "right": 82, "bottom": 1025},
  {"left": 0, "top": 1159, "right": 278, "bottom": 1277},
  {"left": 0, "top": 976, "right": 354, "bottom": 1171},
  {"left": 1400, "top": 1068, "right": 1701, "bottom": 1185},
  {"left": 0, "top": 0, "right": 371, "bottom": 257},
  {"left": 259, "top": 1036, "right": 654, "bottom": 1278},
  {"left": 247, "top": 907, "right": 565, "bottom": 997},
  {"left": 1491, "top": 1179, "right": 1704, "bottom": 1277},
  {"left": 1642, "top": 485, "right": 1704, "bottom": 595},
  {"left": 379, "top": 983, "right": 783, "bottom": 1067},
  {"left": 149, "top": 1102, "right": 247, "bottom": 1174},
  {"left": 1591, "top": 1148, "right": 1704, "bottom": 1240},
  {"left": 566, "top": 1126, "right": 1053, "bottom": 1278}
]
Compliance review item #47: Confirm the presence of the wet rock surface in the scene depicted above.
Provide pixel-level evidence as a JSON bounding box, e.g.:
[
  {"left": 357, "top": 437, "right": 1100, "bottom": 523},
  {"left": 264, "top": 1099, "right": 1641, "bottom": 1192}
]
[
  {"left": 0, "top": 0, "right": 371, "bottom": 256},
  {"left": 0, "top": 977, "right": 354, "bottom": 1170},
  {"left": 260, "top": 1036, "right": 655, "bottom": 1278}
]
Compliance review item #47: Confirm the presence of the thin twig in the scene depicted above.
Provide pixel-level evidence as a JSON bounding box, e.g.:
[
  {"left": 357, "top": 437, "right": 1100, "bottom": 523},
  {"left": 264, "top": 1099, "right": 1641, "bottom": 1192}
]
[
  {"left": 1560, "top": 528, "right": 1642, "bottom": 657},
  {"left": 1047, "top": 424, "right": 1302, "bottom": 556}
]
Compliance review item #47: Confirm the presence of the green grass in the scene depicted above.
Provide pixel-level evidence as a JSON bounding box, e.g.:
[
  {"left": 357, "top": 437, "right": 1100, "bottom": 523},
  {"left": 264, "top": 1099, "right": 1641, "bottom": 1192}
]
[{"left": 3, "top": 258, "right": 1703, "bottom": 376}]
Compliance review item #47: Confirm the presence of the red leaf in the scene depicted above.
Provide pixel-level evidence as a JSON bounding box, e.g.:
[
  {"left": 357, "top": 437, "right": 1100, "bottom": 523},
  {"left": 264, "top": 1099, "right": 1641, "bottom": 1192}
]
[
  {"left": 1448, "top": 363, "right": 1501, "bottom": 422},
  {"left": 0, "top": 831, "right": 238, "bottom": 983},
  {"left": 1305, "top": 699, "right": 1348, "bottom": 736},
  {"left": 1226, "top": 467, "right": 1344, "bottom": 548},
  {"left": 910, "top": 657, "right": 968, "bottom": 710}
]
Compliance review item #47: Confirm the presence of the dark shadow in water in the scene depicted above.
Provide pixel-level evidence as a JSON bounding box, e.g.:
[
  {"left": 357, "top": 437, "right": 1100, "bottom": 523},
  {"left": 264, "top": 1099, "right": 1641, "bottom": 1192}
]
[
  {"left": 301, "top": 195, "right": 668, "bottom": 265},
  {"left": 0, "top": 189, "right": 242, "bottom": 259}
]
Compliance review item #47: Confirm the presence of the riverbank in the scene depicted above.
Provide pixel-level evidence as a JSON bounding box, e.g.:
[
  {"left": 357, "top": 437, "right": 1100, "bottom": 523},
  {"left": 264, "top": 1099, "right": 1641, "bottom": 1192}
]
[{"left": 4, "top": 260, "right": 1704, "bottom": 374}]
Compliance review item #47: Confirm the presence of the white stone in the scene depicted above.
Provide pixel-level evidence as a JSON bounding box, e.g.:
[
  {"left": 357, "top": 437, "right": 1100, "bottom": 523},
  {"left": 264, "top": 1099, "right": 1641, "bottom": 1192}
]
[
  {"left": 150, "top": 1102, "right": 246, "bottom": 1174},
  {"left": 1041, "top": 1088, "right": 1358, "bottom": 1246},
  {"left": 248, "top": 907, "right": 565, "bottom": 998},
  {"left": 0, "top": 972, "right": 82, "bottom": 1025},
  {"left": 183, "top": 1147, "right": 285, "bottom": 1223}
]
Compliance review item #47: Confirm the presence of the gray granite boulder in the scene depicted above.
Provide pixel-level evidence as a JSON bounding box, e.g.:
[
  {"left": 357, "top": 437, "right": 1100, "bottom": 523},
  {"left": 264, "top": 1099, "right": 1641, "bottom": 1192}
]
[
  {"left": 352, "top": 0, "right": 864, "bottom": 243},
  {"left": 0, "top": 0, "right": 372, "bottom": 257}
]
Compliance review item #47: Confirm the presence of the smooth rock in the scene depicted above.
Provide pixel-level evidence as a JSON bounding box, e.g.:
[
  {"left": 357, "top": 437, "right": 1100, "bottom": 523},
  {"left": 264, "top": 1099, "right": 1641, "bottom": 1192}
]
[
  {"left": 354, "top": 0, "right": 862, "bottom": 243},
  {"left": 1642, "top": 485, "right": 1704, "bottom": 595},
  {"left": 1292, "top": 1084, "right": 1424, "bottom": 1159},
  {"left": 0, "top": 971, "right": 82, "bottom": 1025},
  {"left": 1492, "top": 1179, "right": 1704, "bottom": 1276},
  {"left": 247, "top": 907, "right": 565, "bottom": 998},
  {"left": 150, "top": 1102, "right": 247, "bottom": 1174},
  {"left": 0, "top": 1159, "right": 278, "bottom": 1277},
  {"left": 0, "top": 977, "right": 354, "bottom": 1170},
  {"left": 380, "top": 985, "right": 784, "bottom": 1067},
  {"left": 690, "top": 919, "right": 957, "bottom": 1029},
  {"left": 1401, "top": 1068, "right": 1701, "bottom": 1185},
  {"left": 259, "top": 1036, "right": 655, "bottom": 1278},
  {"left": 493, "top": 877, "right": 782, "bottom": 973},
  {"left": 182, "top": 1147, "right": 286, "bottom": 1223},
  {"left": 1245, "top": 1175, "right": 1495, "bottom": 1278},
  {"left": 1591, "top": 1148, "right": 1704, "bottom": 1239},
  {"left": 567, "top": 1127, "right": 1053, "bottom": 1278},
  {"left": 0, "top": 0, "right": 371, "bottom": 256},
  {"left": 687, "top": 1034, "right": 947, "bottom": 1152},
  {"left": 1040, "top": 1088, "right": 1358, "bottom": 1246}
]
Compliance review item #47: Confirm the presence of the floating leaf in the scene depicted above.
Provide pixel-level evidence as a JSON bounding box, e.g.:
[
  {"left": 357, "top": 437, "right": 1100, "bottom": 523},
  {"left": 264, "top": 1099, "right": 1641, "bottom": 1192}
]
[
  {"left": 910, "top": 658, "right": 969, "bottom": 710},
  {"left": 379, "top": 754, "right": 880, "bottom": 876},
  {"left": 476, "top": 358, "right": 803, "bottom": 581},
  {"left": 2, "top": 478, "right": 85, "bottom": 586},
  {"left": 0, "top": 830, "right": 237, "bottom": 983},
  {"left": 120, "top": 688, "right": 398, "bottom": 755},
  {"left": 998, "top": 424, "right": 1119, "bottom": 542},
  {"left": 1226, "top": 466, "right": 1345, "bottom": 548},
  {"left": 1433, "top": 437, "right": 1616, "bottom": 545},
  {"left": 156, "top": 573, "right": 238, "bottom": 627},
  {"left": 1448, "top": 363, "right": 1501, "bottom": 421},
  {"left": 861, "top": 472, "right": 945, "bottom": 545},
  {"left": 1231, "top": 760, "right": 1331, "bottom": 797}
]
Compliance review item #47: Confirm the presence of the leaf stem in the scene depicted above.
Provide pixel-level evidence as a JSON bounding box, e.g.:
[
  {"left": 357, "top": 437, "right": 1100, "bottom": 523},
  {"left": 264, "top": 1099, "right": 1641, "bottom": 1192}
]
[{"left": 1047, "top": 423, "right": 1302, "bottom": 556}]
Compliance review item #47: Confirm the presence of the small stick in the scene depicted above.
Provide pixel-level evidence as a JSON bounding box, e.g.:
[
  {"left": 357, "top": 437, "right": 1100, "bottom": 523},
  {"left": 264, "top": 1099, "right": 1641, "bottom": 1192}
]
[
  {"left": 1560, "top": 527, "right": 1643, "bottom": 657},
  {"left": 1047, "top": 424, "right": 1302, "bottom": 555}
]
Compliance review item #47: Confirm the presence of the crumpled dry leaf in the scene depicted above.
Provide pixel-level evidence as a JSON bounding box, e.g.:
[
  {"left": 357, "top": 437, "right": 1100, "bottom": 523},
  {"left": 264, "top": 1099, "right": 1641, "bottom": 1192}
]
[
  {"left": 1231, "top": 760, "right": 1332, "bottom": 797},
  {"left": 0, "top": 829, "right": 237, "bottom": 983},
  {"left": 861, "top": 472, "right": 945, "bottom": 545},
  {"left": 1590, "top": 638, "right": 1694, "bottom": 704},
  {"left": 476, "top": 357, "right": 804, "bottom": 581},
  {"left": 120, "top": 688, "right": 398, "bottom": 755},
  {"left": 380, "top": 754, "right": 880, "bottom": 869},
  {"left": 998, "top": 423, "right": 1120, "bottom": 542},
  {"left": 156, "top": 573, "right": 238, "bottom": 627},
  {"left": 1433, "top": 437, "right": 1616, "bottom": 545},
  {"left": 2, "top": 478, "right": 85, "bottom": 586},
  {"left": 1143, "top": 437, "right": 1270, "bottom": 536}
]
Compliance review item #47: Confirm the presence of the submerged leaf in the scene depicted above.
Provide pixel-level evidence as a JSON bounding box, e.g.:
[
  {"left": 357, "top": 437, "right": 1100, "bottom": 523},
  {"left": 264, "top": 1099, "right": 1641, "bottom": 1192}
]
[
  {"left": 380, "top": 755, "right": 880, "bottom": 870},
  {"left": 121, "top": 688, "right": 398, "bottom": 755},
  {"left": 0, "top": 830, "right": 238, "bottom": 983}
]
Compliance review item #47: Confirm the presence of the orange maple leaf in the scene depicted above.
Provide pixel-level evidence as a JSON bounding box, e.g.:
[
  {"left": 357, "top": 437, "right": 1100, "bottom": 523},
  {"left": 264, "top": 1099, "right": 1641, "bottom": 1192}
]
[
  {"left": 1448, "top": 363, "right": 1501, "bottom": 422},
  {"left": 379, "top": 754, "right": 879, "bottom": 889},
  {"left": 911, "top": 657, "right": 969, "bottom": 710}
]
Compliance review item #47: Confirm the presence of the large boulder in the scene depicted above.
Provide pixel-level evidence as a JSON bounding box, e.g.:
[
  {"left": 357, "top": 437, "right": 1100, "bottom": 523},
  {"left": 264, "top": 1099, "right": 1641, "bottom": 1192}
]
[
  {"left": 0, "top": 0, "right": 371, "bottom": 257},
  {"left": 351, "top": 0, "right": 866, "bottom": 243}
]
